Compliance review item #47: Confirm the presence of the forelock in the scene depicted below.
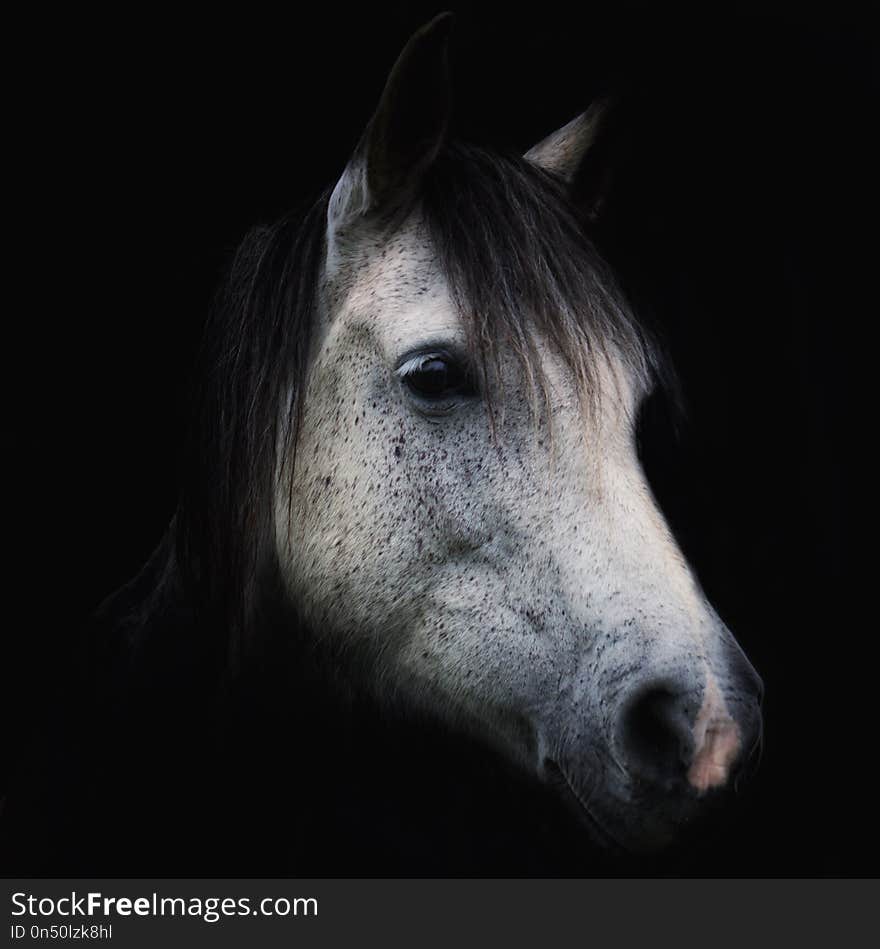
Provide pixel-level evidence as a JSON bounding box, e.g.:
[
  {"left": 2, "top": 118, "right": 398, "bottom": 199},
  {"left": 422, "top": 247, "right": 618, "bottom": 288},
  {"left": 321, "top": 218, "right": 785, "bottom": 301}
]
[{"left": 417, "top": 143, "right": 664, "bottom": 414}]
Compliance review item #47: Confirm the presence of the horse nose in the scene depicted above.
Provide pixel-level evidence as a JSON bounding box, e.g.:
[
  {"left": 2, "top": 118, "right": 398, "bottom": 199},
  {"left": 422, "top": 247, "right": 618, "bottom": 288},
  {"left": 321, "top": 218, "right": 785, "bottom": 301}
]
[
  {"left": 616, "top": 683, "right": 696, "bottom": 789},
  {"left": 616, "top": 675, "right": 760, "bottom": 794}
]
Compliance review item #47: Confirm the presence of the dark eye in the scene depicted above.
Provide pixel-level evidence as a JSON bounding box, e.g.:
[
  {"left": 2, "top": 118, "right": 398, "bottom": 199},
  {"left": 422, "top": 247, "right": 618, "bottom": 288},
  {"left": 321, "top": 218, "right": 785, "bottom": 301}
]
[{"left": 398, "top": 353, "right": 474, "bottom": 403}]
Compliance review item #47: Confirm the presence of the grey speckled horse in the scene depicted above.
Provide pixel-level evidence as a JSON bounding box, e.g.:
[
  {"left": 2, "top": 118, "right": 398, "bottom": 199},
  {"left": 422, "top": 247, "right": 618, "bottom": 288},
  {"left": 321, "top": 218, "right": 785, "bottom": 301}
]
[{"left": 169, "top": 14, "right": 762, "bottom": 855}]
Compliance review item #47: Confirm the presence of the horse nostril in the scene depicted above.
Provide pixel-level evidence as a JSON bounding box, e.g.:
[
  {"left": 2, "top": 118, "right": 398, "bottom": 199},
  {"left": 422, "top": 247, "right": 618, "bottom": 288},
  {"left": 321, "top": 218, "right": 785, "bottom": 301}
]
[{"left": 617, "top": 685, "right": 695, "bottom": 788}]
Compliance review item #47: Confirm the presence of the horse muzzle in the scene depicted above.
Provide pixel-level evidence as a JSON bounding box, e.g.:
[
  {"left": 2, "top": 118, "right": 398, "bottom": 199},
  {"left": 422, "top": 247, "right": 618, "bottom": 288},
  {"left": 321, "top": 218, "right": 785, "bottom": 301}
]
[{"left": 546, "top": 661, "right": 763, "bottom": 854}]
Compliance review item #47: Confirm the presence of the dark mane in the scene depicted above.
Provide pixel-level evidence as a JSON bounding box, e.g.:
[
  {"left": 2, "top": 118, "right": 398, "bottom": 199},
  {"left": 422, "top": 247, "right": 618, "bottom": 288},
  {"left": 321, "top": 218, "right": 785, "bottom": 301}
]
[
  {"left": 176, "top": 192, "right": 331, "bottom": 667},
  {"left": 172, "top": 142, "right": 666, "bottom": 664},
  {"left": 421, "top": 143, "right": 662, "bottom": 410}
]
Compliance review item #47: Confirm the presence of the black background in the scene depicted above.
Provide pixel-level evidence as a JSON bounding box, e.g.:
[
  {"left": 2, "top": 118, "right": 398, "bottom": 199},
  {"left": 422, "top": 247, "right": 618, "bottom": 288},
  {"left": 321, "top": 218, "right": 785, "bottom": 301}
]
[{"left": 6, "top": 2, "right": 876, "bottom": 875}]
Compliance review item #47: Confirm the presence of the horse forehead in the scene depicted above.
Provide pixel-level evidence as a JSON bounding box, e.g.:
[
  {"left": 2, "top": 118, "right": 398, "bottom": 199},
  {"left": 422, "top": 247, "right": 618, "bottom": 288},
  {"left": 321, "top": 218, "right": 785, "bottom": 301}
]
[{"left": 340, "top": 221, "right": 454, "bottom": 330}]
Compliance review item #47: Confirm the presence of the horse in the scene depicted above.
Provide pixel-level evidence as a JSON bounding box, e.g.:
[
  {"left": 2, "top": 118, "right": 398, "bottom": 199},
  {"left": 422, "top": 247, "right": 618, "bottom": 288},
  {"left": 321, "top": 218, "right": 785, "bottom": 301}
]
[{"left": 2, "top": 14, "right": 762, "bottom": 873}]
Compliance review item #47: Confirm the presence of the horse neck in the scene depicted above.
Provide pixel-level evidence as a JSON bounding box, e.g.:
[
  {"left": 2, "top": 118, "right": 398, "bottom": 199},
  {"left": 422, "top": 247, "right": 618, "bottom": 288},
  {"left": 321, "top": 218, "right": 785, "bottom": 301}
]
[
  {"left": 90, "top": 519, "right": 312, "bottom": 716},
  {"left": 89, "top": 520, "right": 214, "bottom": 693}
]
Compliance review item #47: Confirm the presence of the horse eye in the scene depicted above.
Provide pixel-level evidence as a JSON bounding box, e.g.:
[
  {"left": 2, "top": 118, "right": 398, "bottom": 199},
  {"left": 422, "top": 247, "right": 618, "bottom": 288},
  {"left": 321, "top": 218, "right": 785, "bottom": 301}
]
[{"left": 399, "top": 354, "right": 473, "bottom": 402}]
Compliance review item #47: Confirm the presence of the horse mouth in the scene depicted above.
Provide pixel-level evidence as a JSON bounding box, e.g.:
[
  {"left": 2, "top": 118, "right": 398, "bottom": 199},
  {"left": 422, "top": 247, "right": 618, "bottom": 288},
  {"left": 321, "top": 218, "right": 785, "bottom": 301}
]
[
  {"left": 543, "top": 758, "right": 688, "bottom": 855},
  {"left": 542, "top": 759, "right": 629, "bottom": 854}
]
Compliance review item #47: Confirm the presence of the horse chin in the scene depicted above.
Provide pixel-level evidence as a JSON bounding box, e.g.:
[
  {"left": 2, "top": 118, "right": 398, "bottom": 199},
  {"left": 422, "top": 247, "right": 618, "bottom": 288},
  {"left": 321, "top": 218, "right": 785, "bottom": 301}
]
[{"left": 543, "top": 759, "right": 680, "bottom": 856}]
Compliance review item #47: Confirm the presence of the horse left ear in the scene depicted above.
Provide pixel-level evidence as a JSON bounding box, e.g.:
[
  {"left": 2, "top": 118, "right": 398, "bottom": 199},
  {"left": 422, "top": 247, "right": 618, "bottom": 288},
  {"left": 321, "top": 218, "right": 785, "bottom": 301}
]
[
  {"left": 525, "top": 100, "right": 613, "bottom": 215},
  {"left": 328, "top": 13, "right": 454, "bottom": 235}
]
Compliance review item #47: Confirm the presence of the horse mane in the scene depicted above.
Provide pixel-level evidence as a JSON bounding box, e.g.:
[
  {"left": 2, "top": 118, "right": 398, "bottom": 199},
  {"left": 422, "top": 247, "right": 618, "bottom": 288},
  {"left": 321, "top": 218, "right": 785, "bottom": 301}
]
[
  {"left": 164, "top": 141, "right": 667, "bottom": 670},
  {"left": 421, "top": 143, "right": 663, "bottom": 412},
  {"left": 174, "top": 192, "right": 331, "bottom": 669}
]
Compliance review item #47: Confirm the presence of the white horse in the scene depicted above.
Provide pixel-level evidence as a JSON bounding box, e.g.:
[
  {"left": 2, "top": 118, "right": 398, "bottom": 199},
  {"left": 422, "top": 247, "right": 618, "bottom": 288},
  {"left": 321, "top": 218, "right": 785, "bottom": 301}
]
[
  {"left": 19, "top": 13, "right": 761, "bottom": 868},
  {"left": 242, "top": 13, "right": 763, "bottom": 852}
]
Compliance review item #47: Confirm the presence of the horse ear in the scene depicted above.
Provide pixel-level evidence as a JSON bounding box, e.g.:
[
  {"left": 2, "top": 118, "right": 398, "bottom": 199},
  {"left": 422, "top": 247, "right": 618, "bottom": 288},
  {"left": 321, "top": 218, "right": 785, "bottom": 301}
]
[
  {"left": 524, "top": 100, "right": 609, "bottom": 181},
  {"left": 525, "top": 99, "right": 615, "bottom": 217},
  {"left": 328, "top": 13, "right": 454, "bottom": 233}
]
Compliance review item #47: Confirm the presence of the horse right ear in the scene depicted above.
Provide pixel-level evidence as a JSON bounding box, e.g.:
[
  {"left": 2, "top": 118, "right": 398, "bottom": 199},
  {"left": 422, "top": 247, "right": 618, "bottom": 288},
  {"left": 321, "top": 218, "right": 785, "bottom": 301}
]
[
  {"left": 328, "top": 13, "right": 454, "bottom": 244},
  {"left": 525, "top": 98, "right": 617, "bottom": 221}
]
